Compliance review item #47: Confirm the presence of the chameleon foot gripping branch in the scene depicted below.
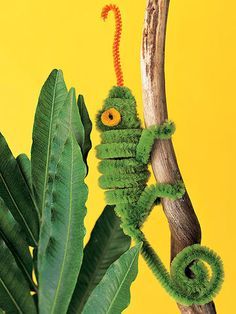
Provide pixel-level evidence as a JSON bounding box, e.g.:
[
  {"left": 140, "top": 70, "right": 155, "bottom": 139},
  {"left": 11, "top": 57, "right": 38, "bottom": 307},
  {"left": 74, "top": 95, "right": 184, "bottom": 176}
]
[{"left": 96, "top": 4, "right": 224, "bottom": 306}]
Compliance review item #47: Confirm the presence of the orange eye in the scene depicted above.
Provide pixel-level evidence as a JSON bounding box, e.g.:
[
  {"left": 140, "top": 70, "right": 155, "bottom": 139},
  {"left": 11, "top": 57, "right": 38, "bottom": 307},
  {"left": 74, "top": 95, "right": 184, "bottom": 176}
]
[{"left": 101, "top": 108, "right": 121, "bottom": 126}]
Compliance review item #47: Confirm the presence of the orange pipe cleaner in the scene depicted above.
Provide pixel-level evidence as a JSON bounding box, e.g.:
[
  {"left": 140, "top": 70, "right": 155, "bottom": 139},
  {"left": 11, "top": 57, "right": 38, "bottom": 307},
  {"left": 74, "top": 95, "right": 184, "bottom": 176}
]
[{"left": 101, "top": 4, "right": 124, "bottom": 86}]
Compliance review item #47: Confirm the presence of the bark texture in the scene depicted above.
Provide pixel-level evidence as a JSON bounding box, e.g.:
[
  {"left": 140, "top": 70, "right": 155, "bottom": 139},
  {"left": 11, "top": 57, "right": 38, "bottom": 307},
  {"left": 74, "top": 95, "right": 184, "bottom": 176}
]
[{"left": 141, "top": 1, "right": 216, "bottom": 313}]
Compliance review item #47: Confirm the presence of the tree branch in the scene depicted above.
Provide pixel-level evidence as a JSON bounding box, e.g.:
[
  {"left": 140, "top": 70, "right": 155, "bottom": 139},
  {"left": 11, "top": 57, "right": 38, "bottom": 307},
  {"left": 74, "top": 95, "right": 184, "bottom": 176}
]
[{"left": 141, "top": 1, "right": 217, "bottom": 313}]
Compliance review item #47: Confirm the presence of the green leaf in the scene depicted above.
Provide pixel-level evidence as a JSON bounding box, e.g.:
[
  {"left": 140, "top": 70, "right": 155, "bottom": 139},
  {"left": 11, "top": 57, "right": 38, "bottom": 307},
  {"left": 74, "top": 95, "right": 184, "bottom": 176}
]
[
  {"left": 16, "top": 154, "right": 33, "bottom": 192},
  {"left": 0, "top": 238, "right": 37, "bottom": 314},
  {"left": 78, "top": 95, "right": 92, "bottom": 163},
  {"left": 0, "top": 198, "right": 35, "bottom": 291},
  {"left": 16, "top": 153, "right": 40, "bottom": 230},
  {"left": 37, "top": 88, "right": 81, "bottom": 272},
  {"left": 0, "top": 134, "right": 39, "bottom": 247},
  {"left": 69, "top": 205, "right": 131, "bottom": 313},
  {"left": 82, "top": 243, "right": 141, "bottom": 314},
  {"left": 72, "top": 96, "right": 85, "bottom": 151},
  {"left": 31, "top": 69, "right": 67, "bottom": 216},
  {"left": 38, "top": 134, "right": 87, "bottom": 314}
]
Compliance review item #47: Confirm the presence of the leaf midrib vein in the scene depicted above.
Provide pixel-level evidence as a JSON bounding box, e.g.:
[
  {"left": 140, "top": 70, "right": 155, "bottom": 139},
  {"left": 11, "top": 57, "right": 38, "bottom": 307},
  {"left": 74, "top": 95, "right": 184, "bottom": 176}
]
[
  {"left": 41, "top": 72, "right": 60, "bottom": 216},
  {"left": 0, "top": 278, "right": 24, "bottom": 314},
  {"left": 0, "top": 173, "right": 37, "bottom": 246},
  {"left": 17, "top": 157, "right": 40, "bottom": 222},
  {"left": 106, "top": 250, "right": 138, "bottom": 314},
  {"left": 76, "top": 218, "right": 121, "bottom": 312},
  {"left": 0, "top": 229, "right": 35, "bottom": 291},
  {"left": 50, "top": 138, "right": 74, "bottom": 313}
]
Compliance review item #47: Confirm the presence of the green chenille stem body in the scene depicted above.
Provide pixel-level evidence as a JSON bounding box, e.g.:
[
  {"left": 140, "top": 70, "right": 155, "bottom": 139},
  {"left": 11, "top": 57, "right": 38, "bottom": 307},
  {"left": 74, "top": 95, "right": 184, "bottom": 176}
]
[{"left": 96, "top": 86, "right": 224, "bottom": 306}]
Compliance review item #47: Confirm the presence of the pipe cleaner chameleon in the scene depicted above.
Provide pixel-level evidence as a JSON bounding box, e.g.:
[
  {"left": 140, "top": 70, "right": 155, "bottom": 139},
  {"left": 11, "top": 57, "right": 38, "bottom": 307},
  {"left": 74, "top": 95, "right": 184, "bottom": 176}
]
[{"left": 95, "top": 4, "right": 224, "bottom": 306}]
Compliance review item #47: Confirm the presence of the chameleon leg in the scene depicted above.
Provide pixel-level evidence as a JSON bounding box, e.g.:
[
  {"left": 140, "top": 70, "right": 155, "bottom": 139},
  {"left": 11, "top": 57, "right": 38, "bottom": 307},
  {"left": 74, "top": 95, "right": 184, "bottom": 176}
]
[
  {"left": 135, "top": 183, "right": 185, "bottom": 227},
  {"left": 136, "top": 120, "right": 175, "bottom": 164},
  {"left": 120, "top": 182, "right": 185, "bottom": 238},
  {"left": 132, "top": 182, "right": 185, "bottom": 228}
]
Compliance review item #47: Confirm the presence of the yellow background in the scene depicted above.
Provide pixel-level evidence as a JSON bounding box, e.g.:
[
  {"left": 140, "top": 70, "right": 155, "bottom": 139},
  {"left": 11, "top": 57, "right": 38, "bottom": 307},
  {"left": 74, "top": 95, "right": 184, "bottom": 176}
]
[{"left": 0, "top": 0, "right": 234, "bottom": 313}]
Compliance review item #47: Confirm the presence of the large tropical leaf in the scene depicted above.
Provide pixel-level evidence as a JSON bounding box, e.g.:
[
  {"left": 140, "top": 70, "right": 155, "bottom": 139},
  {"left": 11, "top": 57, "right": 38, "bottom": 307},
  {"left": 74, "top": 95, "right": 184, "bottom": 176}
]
[
  {"left": 31, "top": 69, "right": 67, "bottom": 216},
  {"left": 82, "top": 243, "right": 141, "bottom": 314},
  {"left": 0, "top": 133, "right": 39, "bottom": 247},
  {"left": 0, "top": 198, "right": 35, "bottom": 291},
  {"left": 38, "top": 89, "right": 87, "bottom": 313},
  {"left": 69, "top": 205, "right": 131, "bottom": 313},
  {"left": 17, "top": 153, "right": 33, "bottom": 191},
  {"left": 36, "top": 88, "right": 82, "bottom": 272},
  {"left": 38, "top": 133, "right": 87, "bottom": 314},
  {"left": 77, "top": 95, "right": 92, "bottom": 163},
  {"left": 32, "top": 71, "right": 71, "bottom": 273},
  {"left": 0, "top": 238, "right": 37, "bottom": 314}
]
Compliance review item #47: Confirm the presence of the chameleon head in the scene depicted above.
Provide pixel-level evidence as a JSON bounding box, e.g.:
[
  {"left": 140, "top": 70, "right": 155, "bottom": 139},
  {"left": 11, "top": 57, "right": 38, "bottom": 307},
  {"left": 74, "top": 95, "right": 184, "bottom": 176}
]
[
  {"left": 96, "top": 86, "right": 141, "bottom": 131},
  {"left": 97, "top": 6, "right": 141, "bottom": 132}
]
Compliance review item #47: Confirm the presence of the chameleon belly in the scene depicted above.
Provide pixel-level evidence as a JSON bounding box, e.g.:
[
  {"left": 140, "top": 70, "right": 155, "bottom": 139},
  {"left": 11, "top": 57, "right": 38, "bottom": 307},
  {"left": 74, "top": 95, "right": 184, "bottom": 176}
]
[
  {"left": 97, "top": 128, "right": 153, "bottom": 239},
  {"left": 96, "top": 128, "right": 148, "bottom": 206}
]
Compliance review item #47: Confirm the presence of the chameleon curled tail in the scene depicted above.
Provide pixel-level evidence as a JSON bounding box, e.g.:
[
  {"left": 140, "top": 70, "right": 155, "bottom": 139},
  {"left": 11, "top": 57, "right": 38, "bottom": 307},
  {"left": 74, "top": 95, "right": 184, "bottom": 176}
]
[
  {"left": 97, "top": 3, "right": 224, "bottom": 306},
  {"left": 135, "top": 232, "right": 223, "bottom": 306}
]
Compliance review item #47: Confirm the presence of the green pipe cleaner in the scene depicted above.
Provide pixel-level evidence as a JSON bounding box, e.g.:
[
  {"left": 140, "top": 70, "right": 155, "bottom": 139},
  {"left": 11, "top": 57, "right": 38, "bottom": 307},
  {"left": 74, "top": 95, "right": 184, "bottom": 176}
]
[{"left": 95, "top": 85, "right": 224, "bottom": 306}]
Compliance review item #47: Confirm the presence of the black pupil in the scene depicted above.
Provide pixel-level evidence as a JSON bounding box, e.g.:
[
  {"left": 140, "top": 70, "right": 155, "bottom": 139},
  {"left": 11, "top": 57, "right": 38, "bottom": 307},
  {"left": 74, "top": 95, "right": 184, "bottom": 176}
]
[{"left": 108, "top": 113, "right": 113, "bottom": 120}]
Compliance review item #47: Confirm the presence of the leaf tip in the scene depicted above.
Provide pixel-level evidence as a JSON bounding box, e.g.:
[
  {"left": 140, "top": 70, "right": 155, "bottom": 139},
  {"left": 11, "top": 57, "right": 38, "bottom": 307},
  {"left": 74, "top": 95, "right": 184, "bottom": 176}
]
[
  {"left": 68, "top": 87, "right": 76, "bottom": 97},
  {"left": 57, "top": 69, "right": 64, "bottom": 77},
  {"left": 48, "top": 69, "right": 64, "bottom": 81}
]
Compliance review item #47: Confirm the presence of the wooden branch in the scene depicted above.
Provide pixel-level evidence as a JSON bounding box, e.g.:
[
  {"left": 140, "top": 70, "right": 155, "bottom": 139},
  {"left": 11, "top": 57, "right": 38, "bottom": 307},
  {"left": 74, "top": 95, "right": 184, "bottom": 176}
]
[{"left": 141, "top": 1, "right": 217, "bottom": 313}]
